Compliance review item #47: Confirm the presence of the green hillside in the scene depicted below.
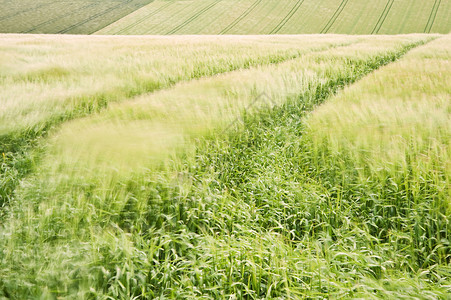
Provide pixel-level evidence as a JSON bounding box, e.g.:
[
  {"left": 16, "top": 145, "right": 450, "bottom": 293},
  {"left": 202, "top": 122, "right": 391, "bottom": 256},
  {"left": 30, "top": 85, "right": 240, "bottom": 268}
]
[
  {"left": 0, "top": 0, "right": 153, "bottom": 34},
  {"left": 1, "top": 0, "right": 449, "bottom": 35},
  {"left": 97, "top": 0, "right": 451, "bottom": 35}
]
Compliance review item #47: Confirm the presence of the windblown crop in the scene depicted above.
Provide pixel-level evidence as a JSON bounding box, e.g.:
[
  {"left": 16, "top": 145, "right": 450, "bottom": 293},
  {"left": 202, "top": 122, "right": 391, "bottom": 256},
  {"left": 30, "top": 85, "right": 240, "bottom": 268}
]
[{"left": 2, "top": 34, "right": 449, "bottom": 299}]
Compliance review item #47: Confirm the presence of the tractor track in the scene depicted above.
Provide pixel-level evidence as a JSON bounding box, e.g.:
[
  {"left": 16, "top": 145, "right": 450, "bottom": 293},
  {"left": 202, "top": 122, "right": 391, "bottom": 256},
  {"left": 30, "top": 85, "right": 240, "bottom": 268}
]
[
  {"left": 270, "top": 0, "right": 305, "bottom": 34},
  {"left": 219, "top": 0, "right": 262, "bottom": 34},
  {"left": 321, "top": 0, "right": 349, "bottom": 33},
  {"left": 166, "top": 1, "right": 221, "bottom": 35},
  {"left": 371, "top": 0, "right": 395, "bottom": 34},
  {"left": 58, "top": 0, "right": 133, "bottom": 34},
  {"left": 23, "top": 3, "right": 98, "bottom": 34},
  {"left": 0, "top": 2, "right": 53, "bottom": 22},
  {"left": 424, "top": 0, "right": 441, "bottom": 33},
  {"left": 115, "top": 1, "right": 172, "bottom": 35}
]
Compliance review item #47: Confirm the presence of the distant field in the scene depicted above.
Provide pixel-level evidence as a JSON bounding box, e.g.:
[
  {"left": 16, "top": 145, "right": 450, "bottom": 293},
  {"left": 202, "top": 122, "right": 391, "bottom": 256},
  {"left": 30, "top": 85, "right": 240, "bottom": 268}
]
[
  {"left": 0, "top": 0, "right": 153, "bottom": 34},
  {"left": 0, "top": 0, "right": 449, "bottom": 35},
  {"left": 1, "top": 33, "right": 450, "bottom": 298},
  {"left": 97, "top": 0, "right": 451, "bottom": 35}
]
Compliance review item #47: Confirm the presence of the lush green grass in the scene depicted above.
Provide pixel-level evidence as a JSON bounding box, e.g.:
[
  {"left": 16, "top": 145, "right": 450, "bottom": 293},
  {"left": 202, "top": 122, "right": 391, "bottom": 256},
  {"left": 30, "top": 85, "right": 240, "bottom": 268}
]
[
  {"left": 96, "top": 0, "right": 451, "bottom": 35},
  {"left": 0, "top": 0, "right": 153, "bottom": 34},
  {"left": 2, "top": 34, "right": 445, "bottom": 298}
]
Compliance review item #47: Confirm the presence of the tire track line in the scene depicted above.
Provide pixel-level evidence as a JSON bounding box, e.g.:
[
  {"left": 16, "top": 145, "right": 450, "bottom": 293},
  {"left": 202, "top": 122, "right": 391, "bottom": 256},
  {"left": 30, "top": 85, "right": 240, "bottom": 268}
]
[
  {"left": 270, "top": 0, "right": 305, "bottom": 34},
  {"left": 115, "top": 1, "right": 173, "bottom": 35},
  {"left": 58, "top": 0, "right": 133, "bottom": 34},
  {"left": 219, "top": 0, "right": 262, "bottom": 34},
  {"left": 23, "top": 3, "right": 98, "bottom": 34},
  {"left": 0, "top": 2, "right": 53, "bottom": 22},
  {"left": 371, "top": 0, "right": 394, "bottom": 34},
  {"left": 166, "top": 1, "right": 221, "bottom": 35},
  {"left": 424, "top": 0, "right": 441, "bottom": 33},
  {"left": 321, "top": 0, "right": 349, "bottom": 34}
]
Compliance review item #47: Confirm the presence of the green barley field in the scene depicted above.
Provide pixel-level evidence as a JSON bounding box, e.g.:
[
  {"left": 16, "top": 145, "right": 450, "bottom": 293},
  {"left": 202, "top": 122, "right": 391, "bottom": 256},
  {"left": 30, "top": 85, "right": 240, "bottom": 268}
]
[
  {"left": 0, "top": 0, "right": 450, "bottom": 299},
  {"left": 0, "top": 33, "right": 449, "bottom": 299}
]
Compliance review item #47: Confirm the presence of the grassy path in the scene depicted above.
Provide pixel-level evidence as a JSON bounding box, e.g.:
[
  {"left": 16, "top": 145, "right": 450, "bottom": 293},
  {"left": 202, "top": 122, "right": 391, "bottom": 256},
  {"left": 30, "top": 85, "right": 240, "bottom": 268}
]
[{"left": 0, "top": 35, "right": 432, "bottom": 298}]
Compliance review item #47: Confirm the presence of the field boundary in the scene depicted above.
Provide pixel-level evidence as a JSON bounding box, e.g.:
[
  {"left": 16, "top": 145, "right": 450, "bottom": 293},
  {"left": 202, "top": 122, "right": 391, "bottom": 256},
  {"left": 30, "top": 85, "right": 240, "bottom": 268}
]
[
  {"left": 166, "top": 1, "right": 221, "bottom": 35},
  {"left": 424, "top": 0, "right": 441, "bottom": 33},
  {"left": 320, "top": 0, "right": 349, "bottom": 33},
  {"left": 58, "top": 0, "right": 133, "bottom": 34},
  {"left": 371, "top": 0, "right": 394, "bottom": 34},
  {"left": 219, "top": 0, "right": 262, "bottom": 34},
  {"left": 115, "top": 1, "right": 172, "bottom": 35},
  {"left": 269, "top": 0, "right": 305, "bottom": 34}
]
